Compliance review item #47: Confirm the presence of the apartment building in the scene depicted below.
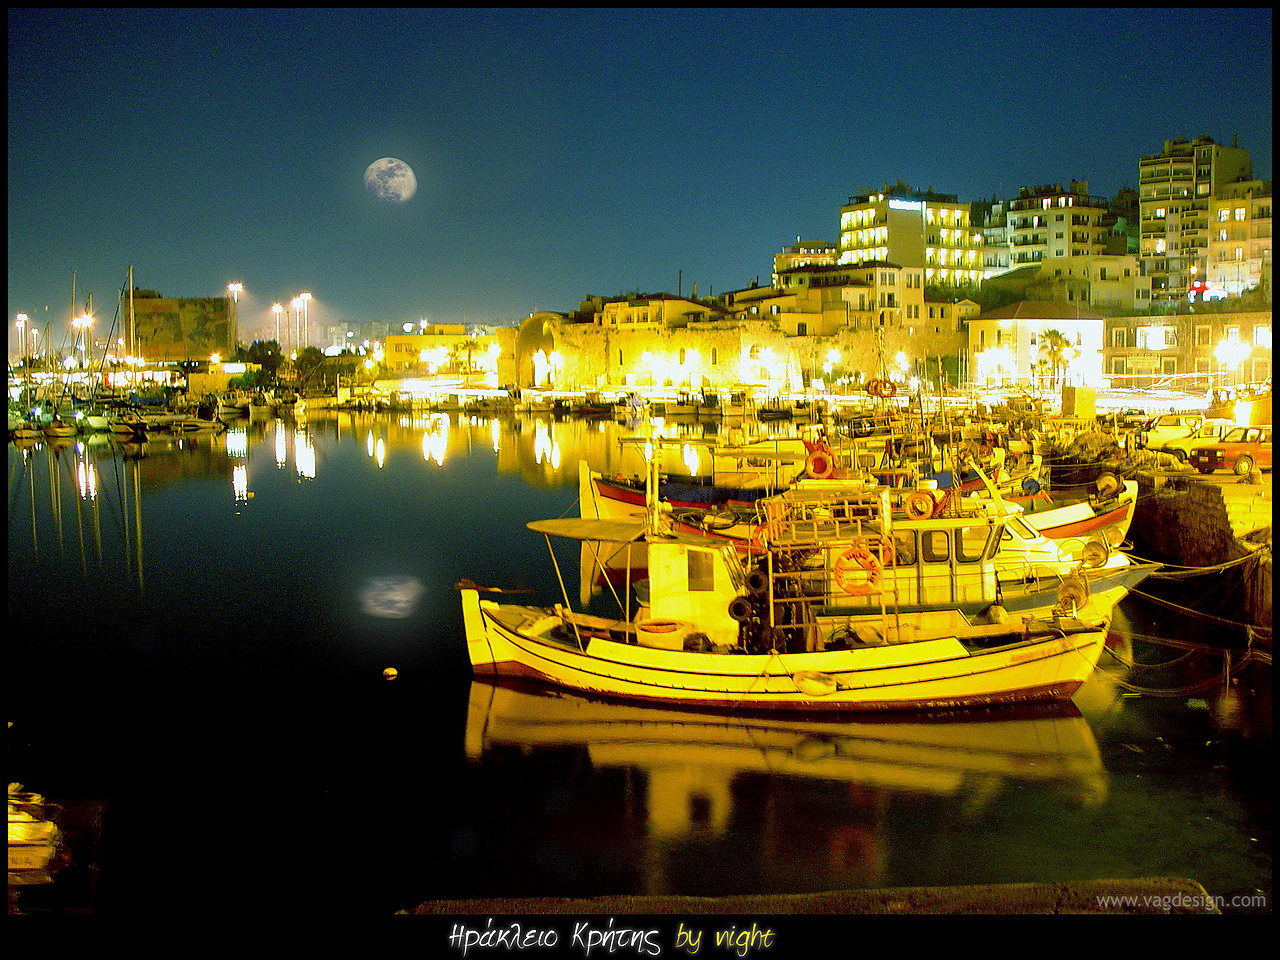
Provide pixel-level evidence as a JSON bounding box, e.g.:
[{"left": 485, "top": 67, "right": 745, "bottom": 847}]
[
  {"left": 1138, "top": 135, "right": 1252, "bottom": 303},
  {"left": 1206, "top": 179, "right": 1272, "bottom": 300},
  {"left": 771, "top": 239, "right": 838, "bottom": 285},
  {"left": 1007, "top": 181, "right": 1112, "bottom": 267},
  {"left": 837, "top": 182, "right": 982, "bottom": 288}
]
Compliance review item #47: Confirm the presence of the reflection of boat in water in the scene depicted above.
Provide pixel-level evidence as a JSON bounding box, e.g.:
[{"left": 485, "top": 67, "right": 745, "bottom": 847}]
[{"left": 465, "top": 679, "right": 1108, "bottom": 805}]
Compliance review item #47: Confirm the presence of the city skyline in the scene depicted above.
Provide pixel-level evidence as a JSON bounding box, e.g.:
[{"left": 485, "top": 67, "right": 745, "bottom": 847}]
[{"left": 8, "top": 7, "right": 1273, "bottom": 355}]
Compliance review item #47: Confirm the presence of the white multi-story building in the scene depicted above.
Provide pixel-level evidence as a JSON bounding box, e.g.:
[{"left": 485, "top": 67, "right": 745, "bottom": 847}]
[
  {"left": 1206, "top": 179, "right": 1272, "bottom": 301},
  {"left": 1138, "top": 135, "right": 1252, "bottom": 303},
  {"left": 1007, "top": 181, "right": 1112, "bottom": 267},
  {"left": 838, "top": 183, "right": 983, "bottom": 288}
]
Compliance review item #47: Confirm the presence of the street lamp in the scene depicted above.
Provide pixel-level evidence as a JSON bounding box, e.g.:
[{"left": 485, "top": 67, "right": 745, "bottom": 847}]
[
  {"left": 299, "top": 292, "right": 311, "bottom": 348},
  {"left": 272, "top": 303, "right": 283, "bottom": 345},
  {"left": 227, "top": 282, "right": 242, "bottom": 303},
  {"left": 16, "top": 313, "right": 27, "bottom": 361}
]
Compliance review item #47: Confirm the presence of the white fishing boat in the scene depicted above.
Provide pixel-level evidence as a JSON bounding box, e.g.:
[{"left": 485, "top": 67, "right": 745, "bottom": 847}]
[{"left": 462, "top": 455, "right": 1156, "bottom": 714}]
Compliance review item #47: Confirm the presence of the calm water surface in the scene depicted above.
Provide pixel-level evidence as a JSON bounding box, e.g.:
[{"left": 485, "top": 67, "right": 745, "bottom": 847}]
[{"left": 7, "top": 410, "right": 1271, "bottom": 916}]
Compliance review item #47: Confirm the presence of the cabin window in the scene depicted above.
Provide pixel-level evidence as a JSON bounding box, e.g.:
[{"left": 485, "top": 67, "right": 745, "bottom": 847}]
[
  {"left": 891, "top": 530, "right": 917, "bottom": 565},
  {"left": 688, "top": 549, "right": 714, "bottom": 591},
  {"left": 921, "top": 530, "right": 950, "bottom": 563},
  {"left": 957, "top": 526, "right": 990, "bottom": 563}
]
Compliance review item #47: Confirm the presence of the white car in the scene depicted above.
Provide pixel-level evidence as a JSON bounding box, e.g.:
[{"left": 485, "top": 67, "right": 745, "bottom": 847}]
[
  {"left": 1139, "top": 413, "right": 1204, "bottom": 451},
  {"left": 1159, "top": 419, "right": 1238, "bottom": 462}
]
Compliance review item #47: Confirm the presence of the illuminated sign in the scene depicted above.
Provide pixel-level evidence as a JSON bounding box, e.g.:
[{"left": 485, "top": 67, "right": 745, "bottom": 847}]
[
  {"left": 222, "top": 362, "right": 247, "bottom": 374},
  {"left": 888, "top": 199, "right": 923, "bottom": 212}
]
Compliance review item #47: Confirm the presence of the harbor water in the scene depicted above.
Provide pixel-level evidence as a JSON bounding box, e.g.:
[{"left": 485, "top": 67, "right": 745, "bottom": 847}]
[{"left": 7, "top": 411, "right": 1271, "bottom": 916}]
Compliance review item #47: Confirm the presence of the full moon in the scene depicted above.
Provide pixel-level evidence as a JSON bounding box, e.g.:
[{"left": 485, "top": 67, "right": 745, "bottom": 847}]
[{"left": 364, "top": 157, "right": 417, "bottom": 203}]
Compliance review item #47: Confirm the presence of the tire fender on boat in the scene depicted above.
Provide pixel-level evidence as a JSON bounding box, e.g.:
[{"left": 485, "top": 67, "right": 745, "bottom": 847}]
[{"left": 833, "top": 544, "right": 882, "bottom": 596}]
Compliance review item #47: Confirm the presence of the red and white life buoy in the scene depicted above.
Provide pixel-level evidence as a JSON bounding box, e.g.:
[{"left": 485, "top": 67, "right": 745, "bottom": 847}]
[
  {"left": 833, "top": 543, "right": 882, "bottom": 596},
  {"left": 806, "top": 450, "right": 834, "bottom": 479},
  {"left": 905, "top": 490, "right": 936, "bottom": 520}
]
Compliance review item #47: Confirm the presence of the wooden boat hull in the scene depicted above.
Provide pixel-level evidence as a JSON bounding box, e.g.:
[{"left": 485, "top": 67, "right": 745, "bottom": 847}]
[
  {"left": 462, "top": 588, "right": 1116, "bottom": 714},
  {"left": 1019, "top": 481, "right": 1137, "bottom": 545}
]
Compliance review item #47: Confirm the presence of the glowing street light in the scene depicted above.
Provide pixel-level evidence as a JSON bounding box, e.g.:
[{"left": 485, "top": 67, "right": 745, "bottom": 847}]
[
  {"left": 16, "top": 313, "right": 28, "bottom": 360},
  {"left": 227, "top": 282, "right": 243, "bottom": 303},
  {"left": 272, "top": 303, "right": 283, "bottom": 345}
]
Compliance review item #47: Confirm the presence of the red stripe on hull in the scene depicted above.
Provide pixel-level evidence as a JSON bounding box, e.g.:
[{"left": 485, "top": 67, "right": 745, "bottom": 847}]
[{"left": 1037, "top": 503, "right": 1133, "bottom": 540}]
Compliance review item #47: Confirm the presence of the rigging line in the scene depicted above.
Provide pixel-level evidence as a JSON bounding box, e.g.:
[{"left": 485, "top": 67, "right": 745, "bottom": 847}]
[
  {"left": 1126, "top": 546, "right": 1264, "bottom": 574},
  {"left": 1120, "top": 628, "right": 1258, "bottom": 655},
  {"left": 1097, "top": 650, "right": 1261, "bottom": 697},
  {"left": 1103, "top": 644, "right": 1198, "bottom": 672},
  {"left": 1122, "top": 584, "right": 1264, "bottom": 631}
]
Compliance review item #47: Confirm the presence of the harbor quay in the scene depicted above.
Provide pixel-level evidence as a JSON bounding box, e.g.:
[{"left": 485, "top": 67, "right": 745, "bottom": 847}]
[{"left": 1128, "top": 468, "right": 1272, "bottom": 628}]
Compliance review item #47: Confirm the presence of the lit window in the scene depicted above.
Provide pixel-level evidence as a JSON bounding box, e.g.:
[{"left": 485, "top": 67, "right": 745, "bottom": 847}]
[
  {"left": 1234, "top": 208, "right": 1246, "bottom": 221},
  {"left": 1255, "top": 327, "right": 1272, "bottom": 348}
]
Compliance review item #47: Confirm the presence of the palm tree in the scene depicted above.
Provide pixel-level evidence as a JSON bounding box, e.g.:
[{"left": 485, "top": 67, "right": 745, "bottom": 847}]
[{"left": 1038, "top": 328, "right": 1071, "bottom": 392}]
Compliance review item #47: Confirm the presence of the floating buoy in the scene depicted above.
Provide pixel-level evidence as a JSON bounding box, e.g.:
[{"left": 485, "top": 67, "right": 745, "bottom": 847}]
[{"left": 383, "top": 667, "right": 398, "bottom": 681}]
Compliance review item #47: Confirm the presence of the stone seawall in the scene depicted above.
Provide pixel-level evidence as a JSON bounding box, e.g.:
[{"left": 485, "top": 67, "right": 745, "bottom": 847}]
[{"left": 1131, "top": 473, "right": 1272, "bottom": 628}]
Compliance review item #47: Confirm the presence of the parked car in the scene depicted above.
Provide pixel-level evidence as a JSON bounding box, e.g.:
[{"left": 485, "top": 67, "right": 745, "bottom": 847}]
[
  {"left": 1160, "top": 419, "right": 1238, "bottom": 462},
  {"left": 1187, "top": 425, "right": 1272, "bottom": 476},
  {"left": 1139, "top": 413, "right": 1204, "bottom": 451}
]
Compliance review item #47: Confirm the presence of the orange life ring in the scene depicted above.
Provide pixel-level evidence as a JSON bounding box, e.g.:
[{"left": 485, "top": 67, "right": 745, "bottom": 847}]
[
  {"left": 905, "top": 490, "right": 936, "bottom": 520},
  {"left": 833, "top": 543, "right": 882, "bottom": 596},
  {"left": 866, "top": 379, "right": 883, "bottom": 397},
  {"left": 806, "top": 450, "right": 834, "bottom": 479},
  {"left": 881, "top": 379, "right": 897, "bottom": 398}
]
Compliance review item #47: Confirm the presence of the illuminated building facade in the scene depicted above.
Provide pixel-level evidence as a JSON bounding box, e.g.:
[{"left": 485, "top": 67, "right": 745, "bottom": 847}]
[
  {"left": 1006, "top": 181, "right": 1112, "bottom": 267},
  {"left": 838, "top": 183, "right": 982, "bottom": 288},
  {"left": 1206, "top": 179, "right": 1272, "bottom": 301},
  {"left": 1138, "top": 135, "right": 1252, "bottom": 303}
]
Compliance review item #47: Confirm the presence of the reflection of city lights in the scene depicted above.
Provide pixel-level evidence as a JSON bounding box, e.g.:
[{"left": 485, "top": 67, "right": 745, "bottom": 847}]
[
  {"left": 366, "top": 430, "right": 375, "bottom": 458},
  {"left": 423, "top": 417, "right": 448, "bottom": 466},
  {"left": 491, "top": 417, "right": 500, "bottom": 454},
  {"left": 533, "top": 421, "right": 560, "bottom": 468},
  {"left": 296, "top": 430, "right": 316, "bottom": 478},
  {"left": 275, "top": 422, "right": 287, "bottom": 467},
  {"left": 76, "top": 460, "right": 97, "bottom": 500},
  {"left": 225, "top": 427, "right": 248, "bottom": 458},
  {"left": 233, "top": 463, "right": 248, "bottom": 500}
]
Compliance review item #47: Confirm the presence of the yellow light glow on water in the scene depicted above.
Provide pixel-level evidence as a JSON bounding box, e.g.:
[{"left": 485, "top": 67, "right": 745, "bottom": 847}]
[
  {"left": 296, "top": 431, "right": 317, "bottom": 478},
  {"left": 225, "top": 428, "right": 248, "bottom": 458},
  {"left": 491, "top": 417, "right": 500, "bottom": 453},
  {"left": 274, "top": 422, "right": 287, "bottom": 467},
  {"left": 423, "top": 422, "right": 447, "bottom": 466},
  {"left": 233, "top": 463, "right": 248, "bottom": 500},
  {"left": 366, "top": 430, "right": 375, "bottom": 458},
  {"left": 375, "top": 437, "right": 386, "bottom": 469},
  {"left": 76, "top": 460, "right": 97, "bottom": 500}
]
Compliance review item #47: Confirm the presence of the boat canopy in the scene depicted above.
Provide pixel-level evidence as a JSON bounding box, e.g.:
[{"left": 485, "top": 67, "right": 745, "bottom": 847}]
[{"left": 526, "top": 518, "right": 647, "bottom": 542}]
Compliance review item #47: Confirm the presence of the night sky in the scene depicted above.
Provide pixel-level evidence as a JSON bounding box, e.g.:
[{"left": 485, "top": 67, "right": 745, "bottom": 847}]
[{"left": 7, "top": 8, "right": 1273, "bottom": 352}]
